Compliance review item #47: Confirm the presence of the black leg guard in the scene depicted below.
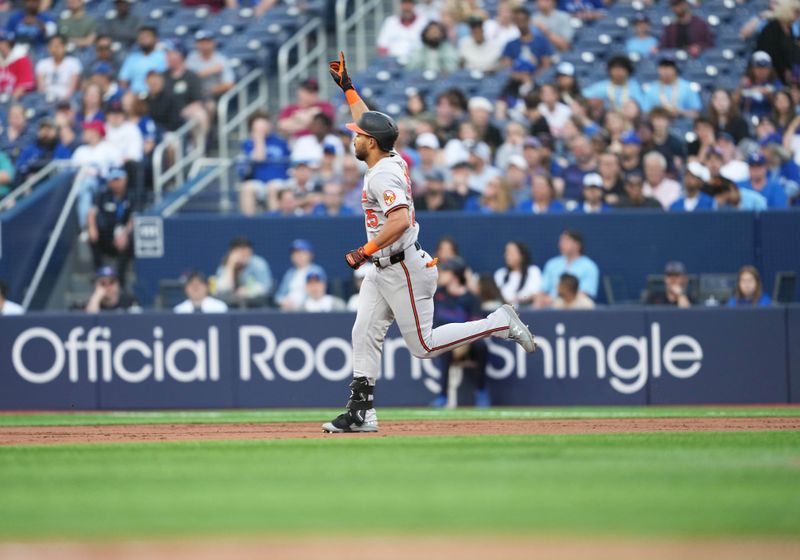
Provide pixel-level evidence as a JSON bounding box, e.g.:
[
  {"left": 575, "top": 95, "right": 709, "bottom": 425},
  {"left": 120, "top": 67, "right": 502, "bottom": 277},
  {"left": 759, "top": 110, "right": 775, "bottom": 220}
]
[{"left": 327, "top": 377, "right": 375, "bottom": 431}]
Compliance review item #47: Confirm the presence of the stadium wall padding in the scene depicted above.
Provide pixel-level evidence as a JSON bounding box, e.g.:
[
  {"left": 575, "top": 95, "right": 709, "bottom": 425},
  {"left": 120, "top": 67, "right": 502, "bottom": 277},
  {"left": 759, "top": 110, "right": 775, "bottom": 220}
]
[
  {"left": 133, "top": 210, "right": 799, "bottom": 308},
  {"left": 1, "top": 307, "right": 797, "bottom": 410},
  {"left": 0, "top": 172, "right": 77, "bottom": 303}
]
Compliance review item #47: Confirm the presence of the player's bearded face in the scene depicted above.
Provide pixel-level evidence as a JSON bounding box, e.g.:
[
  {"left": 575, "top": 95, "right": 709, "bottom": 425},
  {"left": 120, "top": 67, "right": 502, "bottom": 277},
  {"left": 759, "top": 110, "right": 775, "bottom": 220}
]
[{"left": 353, "top": 135, "right": 370, "bottom": 161}]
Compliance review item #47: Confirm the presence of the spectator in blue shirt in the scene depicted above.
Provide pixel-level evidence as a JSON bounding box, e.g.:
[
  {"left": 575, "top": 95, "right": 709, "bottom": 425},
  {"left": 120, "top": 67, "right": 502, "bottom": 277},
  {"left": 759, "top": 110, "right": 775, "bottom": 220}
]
[
  {"left": 537, "top": 230, "right": 599, "bottom": 307},
  {"left": 573, "top": 173, "right": 613, "bottom": 213},
  {"left": 561, "top": 134, "right": 598, "bottom": 202},
  {"left": 737, "top": 51, "right": 783, "bottom": 118},
  {"left": 727, "top": 266, "right": 772, "bottom": 307},
  {"left": 500, "top": 6, "right": 553, "bottom": 76},
  {"left": 5, "top": 0, "right": 56, "bottom": 47},
  {"left": 516, "top": 174, "right": 566, "bottom": 214},
  {"left": 275, "top": 239, "right": 326, "bottom": 311},
  {"left": 642, "top": 57, "right": 702, "bottom": 118},
  {"left": 238, "top": 110, "right": 291, "bottom": 215},
  {"left": 582, "top": 55, "right": 645, "bottom": 111},
  {"left": 215, "top": 236, "right": 274, "bottom": 307},
  {"left": 737, "top": 151, "right": 788, "bottom": 208},
  {"left": 711, "top": 176, "right": 768, "bottom": 211},
  {"left": 671, "top": 162, "right": 716, "bottom": 211},
  {"left": 625, "top": 13, "right": 659, "bottom": 57},
  {"left": 558, "top": 0, "right": 605, "bottom": 21},
  {"left": 311, "top": 181, "right": 355, "bottom": 216},
  {"left": 118, "top": 26, "right": 167, "bottom": 94}
]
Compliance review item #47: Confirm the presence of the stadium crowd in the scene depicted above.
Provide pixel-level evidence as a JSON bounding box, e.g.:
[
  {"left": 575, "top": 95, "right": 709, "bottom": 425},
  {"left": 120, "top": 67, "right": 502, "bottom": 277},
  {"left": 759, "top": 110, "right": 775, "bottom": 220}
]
[{"left": 0, "top": 0, "right": 798, "bottom": 316}]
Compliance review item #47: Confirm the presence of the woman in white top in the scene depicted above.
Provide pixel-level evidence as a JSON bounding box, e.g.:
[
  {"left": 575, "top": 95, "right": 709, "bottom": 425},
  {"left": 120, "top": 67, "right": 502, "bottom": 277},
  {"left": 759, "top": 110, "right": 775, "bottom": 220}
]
[{"left": 493, "top": 241, "right": 542, "bottom": 306}]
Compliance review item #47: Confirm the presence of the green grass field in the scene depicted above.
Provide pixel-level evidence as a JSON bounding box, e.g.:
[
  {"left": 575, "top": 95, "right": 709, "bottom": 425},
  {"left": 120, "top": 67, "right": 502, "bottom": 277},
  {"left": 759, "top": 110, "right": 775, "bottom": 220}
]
[{"left": 1, "top": 407, "right": 799, "bottom": 541}]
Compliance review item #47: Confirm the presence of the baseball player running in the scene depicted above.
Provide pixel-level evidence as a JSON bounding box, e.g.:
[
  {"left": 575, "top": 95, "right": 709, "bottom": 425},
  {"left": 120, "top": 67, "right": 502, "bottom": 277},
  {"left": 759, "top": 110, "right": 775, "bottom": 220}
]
[{"left": 322, "top": 52, "right": 536, "bottom": 433}]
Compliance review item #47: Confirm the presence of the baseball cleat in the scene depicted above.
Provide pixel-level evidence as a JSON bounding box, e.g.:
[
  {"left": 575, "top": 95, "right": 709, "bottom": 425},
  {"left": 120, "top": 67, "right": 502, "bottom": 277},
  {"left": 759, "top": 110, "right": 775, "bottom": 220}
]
[
  {"left": 501, "top": 304, "right": 536, "bottom": 353},
  {"left": 322, "top": 409, "right": 379, "bottom": 433}
]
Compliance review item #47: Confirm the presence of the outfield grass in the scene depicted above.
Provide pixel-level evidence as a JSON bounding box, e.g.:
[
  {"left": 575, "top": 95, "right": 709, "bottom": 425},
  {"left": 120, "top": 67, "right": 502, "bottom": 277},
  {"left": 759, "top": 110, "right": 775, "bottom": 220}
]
[
  {"left": 1, "top": 406, "right": 799, "bottom": 427},
  {"left": 1, "top": 430, "right": 799, "bottom": 539}
]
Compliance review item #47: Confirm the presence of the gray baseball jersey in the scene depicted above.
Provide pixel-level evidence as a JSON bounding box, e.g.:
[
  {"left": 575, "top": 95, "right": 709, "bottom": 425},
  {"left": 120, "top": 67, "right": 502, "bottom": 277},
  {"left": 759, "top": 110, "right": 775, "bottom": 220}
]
[{"left": 351, "top": 154, "right": 514, "bottom": 387}]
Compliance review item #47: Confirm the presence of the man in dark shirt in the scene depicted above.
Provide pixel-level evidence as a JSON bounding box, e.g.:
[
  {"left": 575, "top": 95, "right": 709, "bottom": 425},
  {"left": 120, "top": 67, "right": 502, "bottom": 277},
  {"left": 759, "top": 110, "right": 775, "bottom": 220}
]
[
  {"left": 415, "top": 170, "right": 466, "bottom": 211},
  {"left": 659, "top": 0, "right": 714, "bottom": 56},
  {"left": 102, "top": 0, "right": 141, "bottom": 47},
  {"left": 145, "top": 70, "right": 183, "bottom": 132},
  {"left": 163, "top": 39, "right": 208, "bottom": 142},
  {"left": 430, "top": 257, "right": 491, "bottom": 408},
  {"left": 84, "top": 266, "right": 140, "bottom": 313},
  {"left": 645, "top": 261, "right": 695, "bottom": 307},
  {"left": 86, "top": 167, "right": 133, "bottom": 286},
  {"left": 617, "top": 173, "right": 662, "bottom": 209}
]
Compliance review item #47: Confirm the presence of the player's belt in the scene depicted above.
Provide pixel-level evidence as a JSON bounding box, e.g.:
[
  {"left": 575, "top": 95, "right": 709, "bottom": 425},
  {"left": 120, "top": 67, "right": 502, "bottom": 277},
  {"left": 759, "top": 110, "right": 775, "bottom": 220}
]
[{"left": 371, "top": 242, "right": 421, "bottom": 269}]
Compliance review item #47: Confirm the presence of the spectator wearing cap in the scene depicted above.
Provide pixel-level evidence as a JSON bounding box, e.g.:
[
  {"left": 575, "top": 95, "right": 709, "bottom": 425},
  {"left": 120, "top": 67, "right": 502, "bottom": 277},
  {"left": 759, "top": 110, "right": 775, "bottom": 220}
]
[
  {"left": 645, "top": 261, "right": 694, "bottom": 308},
  {"left": 312, "top": 181, "right": 354, "bottom": 217},
  {"left": 300, "top": 270, "right": 346, "bottom": 312},
  {"left": 755, "top": 0, "right": 800, "bottom": 86},
  {"left": 737, "top": 151, "right": 789, "bottom": 208},
  {"left": 5, "top": 0, "right": 56, "bottom": 48},
  {"left": 562, "top": 134, "right": 598, "bottom": 202},
  {"left": 617, "top": 172, "right": 663, "bottom": 209},
  {"left": 145, "top": 70, "right": 183, "bottom": 133},
  {"left": 58, "top": 0, "right": 96, "bottom": 49},
  {"left": 619, "top": 130, "right": 644, "bottom": 178},
  {"left": 643, "top": 151, "right": 681, "bottom": 209},
  {"left": 35, "top": 34, "right": 81, "bottom": 101},
  {"left": 736, "top": 51, "right": 783, "bottom": 118},
  {"left": 671, "top": 162, "right": 715, "bottom": 211},
  {"left": 376, "top": 0, "right": 428, "bottom": 63},
  {"left": 105, "top": 100, "right": 143, "bottom": 164},
  {"left": 465, "top": 98, "right": 500, "bottom": 151},
  {"left": 410, "top": 132, "right": 445, "bottom": 187},
  {"left": 582, "top": 55, "right": 645, "bottom": 111},
  {"left": 465, "top": 140, "right": 500, "bottom": 194},
  {"left": 500, "top": 6, "right": 553, "bottom": 74},
  {"left": 414, "top": 169, "right": 464, "bottom": 211},
  {"left": 174, "top": 271, "right": 228, "bottom": 313},
  {"left": 118, "top": 26, "right": 167, "bottom": 94},
  {"left": 238, "top": 110, "right": 290, "bottom": 215},
  {"left": 458, "top": 15, "right": 504, "bottom": 72},
  {"left": 186, "top": 30, "right": 234, "bottom": 104},
  {"left": 625, "top": 13, "right": 658, "bottom": 57},
  {"left": 496, "top": 59, "right": 537, "bottom": 120},
  {"left": 555, "top": 62, "right": 582, "bottom": 106},
  {"left": 538, "top": 83, "right": 572, "bottom": 138},
  {"left": 642, "top": 57, "right": 702, "bottom": 118},
  {"left": 707, "top": 89, "right": 750, "bottom": 144},
  {"left": 493, "top": 121, "right": 526, "bottom": 171},
  {"left": 516, "top": 173, "right": 565, "bottom": 214},
  {"left": 728, "top": 266, "right": 772, "bottom": 308},
  {"left": 573, "top": 173, "right": 612, "bottom": 213},
  {"left": 89, "top": 62, "right": 122, "bottom": 104},
  {"left": 0, "top": 30, "right": 34, "bottom": 97},
  {"left": 558, "top": 0, "right": 605, "bottom": 21},
  {"left": 102, "top": 0, "right": 141, "bottom": 47},
  {"left": 277, "top": 78, "right": 335, "bottom": 138},
  {"left": 163, "top": 38, "right": 209, "bottom": 142},
  {"left": 659, "top": 0, "right": 714, "bottom": 56},
  {"left": 407, "top": 21, "right": 458, "bottom": 74},
  {"left": 431, "top": 255, "right": 493, "bottom": 408},
  {"left": 72, "top": 120, "right": 123, "bottom": 230},
  {"left": 13, "top": 118, "right": 59, "bottom": 181},
  {"left": 532, "top": 0, "right": 574, "bottom": 51},
  {"left": 0, "top": 280, "right": 23, "bottom": 315},
  {"left": 86, "top": 167, "right": 133, "bottom": 284},
  {"left": 85, "top": 266, "right": 140, "bottom": 313},
  {"left": 275, "top": 239, "right": 325, "bottom": 311},
  {"left": 270, "top": 159, "right": 323, "bottom": 213},
  {"left": 291, "top": 112, "right": 344, "bottom": 166},
  {"left": 504, "top": 155, "right": 530, "bottom": 204},
  {"left": 84, "top": 34, "right": 120, "bottom": 80},
  {"left": 215, "top": 236, "right": 274, "bottom": 306},
  {"left": 553, "top": 273, "right": 595, "bottom": 310},
  {"left": 711, "top": 176, "right": 768, "bottom": 211},
  {"left": 538, "top": 230, "right": 599, "bottom": 307}
]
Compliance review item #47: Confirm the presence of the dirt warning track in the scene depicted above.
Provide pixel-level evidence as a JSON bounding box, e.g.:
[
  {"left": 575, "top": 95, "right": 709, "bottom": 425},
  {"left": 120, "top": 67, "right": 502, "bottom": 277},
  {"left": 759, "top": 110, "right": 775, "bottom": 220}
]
[{"left": 1, "top": 416, "right": 798, "bottom": 446}]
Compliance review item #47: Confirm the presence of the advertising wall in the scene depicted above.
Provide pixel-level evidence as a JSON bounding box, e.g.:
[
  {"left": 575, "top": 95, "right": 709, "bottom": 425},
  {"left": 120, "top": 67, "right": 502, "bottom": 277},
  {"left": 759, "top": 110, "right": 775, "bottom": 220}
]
[{"left": 0, "top": 308, "right": 795, "bottom": 410}]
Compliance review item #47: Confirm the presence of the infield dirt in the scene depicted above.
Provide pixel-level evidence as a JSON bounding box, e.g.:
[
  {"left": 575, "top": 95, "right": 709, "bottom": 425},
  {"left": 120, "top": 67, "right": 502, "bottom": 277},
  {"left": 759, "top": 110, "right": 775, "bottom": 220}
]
[{"left": 1, "top": 416, "right": 798, "bottom": 445}]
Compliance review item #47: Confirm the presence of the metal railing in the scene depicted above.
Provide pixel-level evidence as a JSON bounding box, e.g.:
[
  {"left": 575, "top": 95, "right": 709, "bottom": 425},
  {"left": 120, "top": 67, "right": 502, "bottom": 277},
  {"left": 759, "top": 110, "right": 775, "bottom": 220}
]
[
  {"left": 161, "top": 158, "right": 234, "bottom": 217},
  {"left": 0, "top": 160, "right": 72, "bottom": 212},
  {"left": 277, "top": 17, "right": 329, "bottom": 108},
  {"left": 21, "top": 170, "right": 82, "bottom": 310},
  {"left": 152, "top": 118, "right": 207, "bottom": 204},
  {"left": 335, "top": 0, "right": 389, "bottom": 75}
]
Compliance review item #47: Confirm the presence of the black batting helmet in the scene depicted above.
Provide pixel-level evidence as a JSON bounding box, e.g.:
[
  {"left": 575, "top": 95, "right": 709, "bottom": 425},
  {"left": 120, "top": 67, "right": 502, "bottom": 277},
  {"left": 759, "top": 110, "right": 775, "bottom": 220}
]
[{"left": 346, "top": 111, "right": 398, "bottom": 152}]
